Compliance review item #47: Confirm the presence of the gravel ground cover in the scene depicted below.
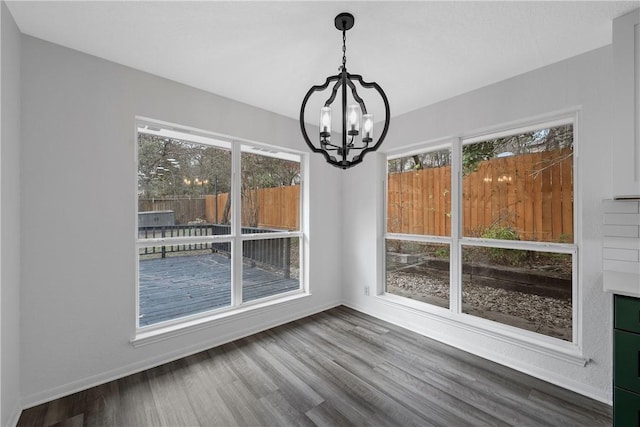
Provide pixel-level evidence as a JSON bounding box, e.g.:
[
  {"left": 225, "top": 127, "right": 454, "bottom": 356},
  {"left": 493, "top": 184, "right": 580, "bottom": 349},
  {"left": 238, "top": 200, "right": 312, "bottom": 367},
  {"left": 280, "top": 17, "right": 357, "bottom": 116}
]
[{"left": 387, "top": 270, "right": 572, "bottom": 341}]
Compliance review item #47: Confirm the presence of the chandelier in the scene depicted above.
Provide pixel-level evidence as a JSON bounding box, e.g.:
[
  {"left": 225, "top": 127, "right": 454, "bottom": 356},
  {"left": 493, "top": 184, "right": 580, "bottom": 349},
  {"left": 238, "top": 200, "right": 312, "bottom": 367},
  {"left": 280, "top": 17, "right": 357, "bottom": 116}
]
[{"left": 300, "top": 13, "right": 390, "bottom": 169}]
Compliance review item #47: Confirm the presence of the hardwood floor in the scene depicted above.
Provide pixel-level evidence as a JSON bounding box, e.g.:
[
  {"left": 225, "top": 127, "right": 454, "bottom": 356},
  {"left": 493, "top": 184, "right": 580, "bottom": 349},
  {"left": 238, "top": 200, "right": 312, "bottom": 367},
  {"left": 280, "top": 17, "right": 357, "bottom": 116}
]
[{"left": 18, "top": 306, "right": 612, "bottom": 426}]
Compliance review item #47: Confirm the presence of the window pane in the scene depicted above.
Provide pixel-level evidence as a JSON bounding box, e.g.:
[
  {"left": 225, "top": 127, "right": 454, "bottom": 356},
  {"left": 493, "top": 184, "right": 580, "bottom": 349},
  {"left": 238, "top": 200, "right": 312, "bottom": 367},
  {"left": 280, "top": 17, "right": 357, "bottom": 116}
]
[
  {"left": 387, "top": 148, "right": 451, "bottom": 236},
  {"left": 138, "top": 131, "right": 232, "bottom": 238},
  {"left": 462, "top": 124, "right": 573, "bottom": 243},
  {"left": 241, "top": 149, "right": 301, "bottom": 233},
  {"left": 385, "top": 239, "right": 450, "bottom": 308},
  {"left": 138, "top": 248, "right": 232, "bottom": 327},
  {"left": 461, "top": 245, "right": 572, "bottom": 341},
  {"left": 242, "top": 237, "right": 300, "bottom": 302}
]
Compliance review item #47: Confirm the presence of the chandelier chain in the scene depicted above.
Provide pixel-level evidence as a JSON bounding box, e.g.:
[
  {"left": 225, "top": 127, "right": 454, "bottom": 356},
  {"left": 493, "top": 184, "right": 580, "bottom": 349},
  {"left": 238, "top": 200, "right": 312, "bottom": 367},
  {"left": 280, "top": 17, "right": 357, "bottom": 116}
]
[{"left": 342, "top": 29, "right": 347, "bottom": 70}]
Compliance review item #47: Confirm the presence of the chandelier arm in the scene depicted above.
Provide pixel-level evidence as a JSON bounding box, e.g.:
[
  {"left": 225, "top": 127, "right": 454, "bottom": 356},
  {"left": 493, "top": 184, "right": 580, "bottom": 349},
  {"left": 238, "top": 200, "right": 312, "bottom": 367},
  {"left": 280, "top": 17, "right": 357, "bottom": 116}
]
[
  {"left": 346, "top": 74, "right": 391, "bottom": 165},
  {"left": 323, "top": 78, "right": 343, "bottom": 108},
  {"left": 299, "top": 74, "right": 341, "bottom": 166},
  {"left": 323, "top": 142, "right": 341, "bottom": 150},
  {"left": 341, "top": 69, "right": 348, "bottom": 165},
  {"left": 349, "top": 142, "right": 370, "bottom": 150}
]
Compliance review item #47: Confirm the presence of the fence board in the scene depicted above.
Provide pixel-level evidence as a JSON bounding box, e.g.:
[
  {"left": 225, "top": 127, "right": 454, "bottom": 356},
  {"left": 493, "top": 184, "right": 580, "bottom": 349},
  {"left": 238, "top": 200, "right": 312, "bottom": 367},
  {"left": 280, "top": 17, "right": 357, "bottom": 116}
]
[
  {"left": 424, "top": 170, "right": 433, "bottom": 236},
  {"left": 532, "top": 155, "right": 543, "bottom": 240},
  {"left": 551, "top": 154, "right": 563, "bottom": 239},
  {"left": 437, "top": 166, "right": 445, "bottom": 235},
  {"left": 413, "top": 171, "right": 423, "bottom": 234},
  {"left": 506, "top": 156, "right": 517, "bottom": 230},
  {"left": 522, "top": 154, "right": 534, "bottom": 240},
  {"left": 561, "top": 154, "right": 574, "bottom": 242},
  {"left": 444, "top": 165, "right": 452, "bottom": 236},
  {"left": 514, "top": 158, "right": 525, "bottom": 237},
  {"left": 541, "top": 153, "right": 554, "bottom": 240},
  {"left": 463, "top": 172, "right": 471, "bottom": 236}
]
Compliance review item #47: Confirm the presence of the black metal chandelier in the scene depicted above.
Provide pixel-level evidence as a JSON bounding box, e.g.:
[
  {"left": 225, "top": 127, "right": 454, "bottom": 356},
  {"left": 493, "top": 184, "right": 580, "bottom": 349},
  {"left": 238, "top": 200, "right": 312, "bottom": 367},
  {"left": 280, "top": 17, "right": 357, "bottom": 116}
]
[{"left": 300, "top": 12, "right": 390, "bottom": 169}]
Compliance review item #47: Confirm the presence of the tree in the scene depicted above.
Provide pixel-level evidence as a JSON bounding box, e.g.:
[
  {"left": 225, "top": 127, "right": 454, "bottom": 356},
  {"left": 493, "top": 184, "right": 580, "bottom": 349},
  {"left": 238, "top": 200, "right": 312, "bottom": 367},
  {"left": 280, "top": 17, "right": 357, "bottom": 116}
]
[
  {"left": 388, "top": 149, "right": 451, "bottom": 174},
  {"left": 137, "top": 133, "right": 231, "bottom": 199},
  {"left": 462, "top": 141, "right": 496, "bottom": 176}
]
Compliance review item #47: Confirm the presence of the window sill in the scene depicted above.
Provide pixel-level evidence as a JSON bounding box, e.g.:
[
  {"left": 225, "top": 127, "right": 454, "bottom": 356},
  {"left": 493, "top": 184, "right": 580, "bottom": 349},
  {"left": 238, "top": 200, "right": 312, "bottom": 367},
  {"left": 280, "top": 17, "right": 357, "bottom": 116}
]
[
  {"left": 376, "top": 293, "right": 588, "bottom": 367},
  {"left": 131, "top": 291, "right": 310, "bottom": 348}
]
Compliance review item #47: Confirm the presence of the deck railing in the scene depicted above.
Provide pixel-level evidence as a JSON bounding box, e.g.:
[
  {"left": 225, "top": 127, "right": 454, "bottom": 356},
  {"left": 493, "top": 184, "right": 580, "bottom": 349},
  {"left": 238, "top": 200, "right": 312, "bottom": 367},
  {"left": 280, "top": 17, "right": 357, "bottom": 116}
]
[{"left": 138, "top": 224, "right": 291, "bottom": 278}]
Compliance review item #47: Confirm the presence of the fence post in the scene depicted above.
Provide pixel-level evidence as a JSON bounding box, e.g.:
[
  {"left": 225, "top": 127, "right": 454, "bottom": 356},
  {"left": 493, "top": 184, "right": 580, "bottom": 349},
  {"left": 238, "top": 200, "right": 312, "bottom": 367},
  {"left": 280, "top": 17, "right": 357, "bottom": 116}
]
[{"left": 161, "top": 226, "right": 166, "bottom": 259}]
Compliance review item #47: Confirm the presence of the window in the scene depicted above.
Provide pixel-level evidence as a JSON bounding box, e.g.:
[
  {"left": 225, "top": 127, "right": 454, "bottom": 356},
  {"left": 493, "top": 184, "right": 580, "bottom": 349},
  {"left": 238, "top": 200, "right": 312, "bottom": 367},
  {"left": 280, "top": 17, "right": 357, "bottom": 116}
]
[
  {"left": 386, "top": 147, "right": 452, "bottom": 309},
  {"left": 136, "top": 119, "right": 304, "bottom": 329},
  {"left": 385, "top": 117, "right": 576, "bottom": 343}
]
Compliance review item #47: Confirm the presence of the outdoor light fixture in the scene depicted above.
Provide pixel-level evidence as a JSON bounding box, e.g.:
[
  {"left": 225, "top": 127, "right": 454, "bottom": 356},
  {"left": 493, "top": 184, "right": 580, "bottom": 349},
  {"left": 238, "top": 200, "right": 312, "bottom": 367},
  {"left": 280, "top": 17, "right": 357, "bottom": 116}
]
[{"left": 300, "top": 12, "right": 390, "bottom": 169}]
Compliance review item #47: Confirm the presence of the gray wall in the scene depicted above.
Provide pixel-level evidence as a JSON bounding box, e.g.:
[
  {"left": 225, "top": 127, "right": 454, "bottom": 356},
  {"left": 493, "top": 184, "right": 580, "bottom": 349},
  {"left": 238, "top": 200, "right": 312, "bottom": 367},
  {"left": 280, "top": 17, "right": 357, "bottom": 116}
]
[
  {"left": 341, "top": 45, "right": 615, "bottom": 402},
  {"left": 1, "top": 2, "right": 22, "bottom": 425},
  {"left": 19, "top": 35, "right": 342, "bottom": 405}
]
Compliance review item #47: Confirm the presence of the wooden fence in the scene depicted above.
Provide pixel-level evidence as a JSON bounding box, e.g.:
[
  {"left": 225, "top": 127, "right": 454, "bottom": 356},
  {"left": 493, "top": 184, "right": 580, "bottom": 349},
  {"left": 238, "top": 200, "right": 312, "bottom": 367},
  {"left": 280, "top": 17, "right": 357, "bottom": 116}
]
[
  {"left": 205, "top": 185, "right": 300, "bottom": 231},
  {"left": 388, "top": 164, "right": 452, "bottom": 237},
  {"left": 388, "top": 149, "right": 573, "bottom": 242},
  {"left": 140, "top": 186, "right": 300, "bottom": 230}
]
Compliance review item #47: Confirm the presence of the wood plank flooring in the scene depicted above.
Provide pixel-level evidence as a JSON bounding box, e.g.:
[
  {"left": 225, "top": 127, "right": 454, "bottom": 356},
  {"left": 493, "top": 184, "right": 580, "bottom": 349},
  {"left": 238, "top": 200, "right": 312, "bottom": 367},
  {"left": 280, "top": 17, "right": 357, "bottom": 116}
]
[{"left": 18, "top": 306, "right": 612, "bottom": 426}]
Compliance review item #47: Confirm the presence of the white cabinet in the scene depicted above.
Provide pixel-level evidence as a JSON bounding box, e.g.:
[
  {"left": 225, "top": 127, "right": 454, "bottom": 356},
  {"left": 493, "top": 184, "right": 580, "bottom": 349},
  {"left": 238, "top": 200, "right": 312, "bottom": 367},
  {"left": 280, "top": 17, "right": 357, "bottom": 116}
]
[
  {"left": 603, "top": 200, "right": 640, "bottom": 297},
  {"left": 613, "top": 9, "right": 640, "bottom": 197}
]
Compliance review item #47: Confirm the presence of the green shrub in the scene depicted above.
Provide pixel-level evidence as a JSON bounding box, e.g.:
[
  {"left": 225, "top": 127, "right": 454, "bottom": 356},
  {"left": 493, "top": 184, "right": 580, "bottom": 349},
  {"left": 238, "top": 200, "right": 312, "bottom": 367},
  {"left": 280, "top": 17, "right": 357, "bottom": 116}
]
[
  {"left": 434, "top": 247, "right": 449, "bottom": 259},
  {"left": 481, "top": 226, "right": 527, "bottom": 266}
]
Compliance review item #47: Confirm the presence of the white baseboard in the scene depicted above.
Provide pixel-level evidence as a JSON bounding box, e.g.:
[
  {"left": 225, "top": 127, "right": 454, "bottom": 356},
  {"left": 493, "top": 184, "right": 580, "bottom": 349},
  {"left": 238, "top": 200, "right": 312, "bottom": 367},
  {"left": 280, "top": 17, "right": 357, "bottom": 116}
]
[
  {"left": 21, "top": 299, "right": 342, "bottom": 409},
  {"left": 343, "top": 301, "right": 612, "bottom": 405}
]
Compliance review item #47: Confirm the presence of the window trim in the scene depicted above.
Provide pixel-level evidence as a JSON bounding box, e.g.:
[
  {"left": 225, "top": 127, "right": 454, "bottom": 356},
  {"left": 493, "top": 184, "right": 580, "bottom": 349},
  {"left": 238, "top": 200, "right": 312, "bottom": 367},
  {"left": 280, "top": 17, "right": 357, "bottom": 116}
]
[
  {"left": 134, "top": 117, "right": 307, "bottom": 339},
  {"left": 380, "top": 110, "right": 584, "bottom": 364}
]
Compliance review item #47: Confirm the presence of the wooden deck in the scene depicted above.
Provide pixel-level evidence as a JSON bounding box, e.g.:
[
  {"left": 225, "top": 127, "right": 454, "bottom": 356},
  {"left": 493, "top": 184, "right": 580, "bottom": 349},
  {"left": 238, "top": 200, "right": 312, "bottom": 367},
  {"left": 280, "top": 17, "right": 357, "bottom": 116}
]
[{"left": 139, "top": 253, "right": 299, "bottom": 327}]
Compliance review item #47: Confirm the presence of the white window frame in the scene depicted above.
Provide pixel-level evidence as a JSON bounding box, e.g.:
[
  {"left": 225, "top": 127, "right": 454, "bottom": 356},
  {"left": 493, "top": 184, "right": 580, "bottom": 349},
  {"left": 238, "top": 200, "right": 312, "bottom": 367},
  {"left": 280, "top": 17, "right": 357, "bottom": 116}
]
[
  {"left": 381, "top": 111, "right": 585, "bottom": 365},
  {"left": 133, "top": 117, "right": 307, "bottom": 344}
]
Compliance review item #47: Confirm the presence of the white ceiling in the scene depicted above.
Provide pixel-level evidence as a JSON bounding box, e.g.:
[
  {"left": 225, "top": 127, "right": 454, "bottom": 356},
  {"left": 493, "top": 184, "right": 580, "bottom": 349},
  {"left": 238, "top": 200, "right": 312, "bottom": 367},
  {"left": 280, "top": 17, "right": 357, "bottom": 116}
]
[{"left": 6, "top": 1, "right": 639, "bottom": 120}]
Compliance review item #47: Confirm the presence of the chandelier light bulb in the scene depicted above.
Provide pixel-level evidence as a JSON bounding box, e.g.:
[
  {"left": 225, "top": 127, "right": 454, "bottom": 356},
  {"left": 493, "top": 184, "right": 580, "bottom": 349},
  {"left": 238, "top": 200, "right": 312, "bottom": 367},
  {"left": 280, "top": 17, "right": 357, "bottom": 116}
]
[
  {"left": 320, "top": 107, "right": 331, "bottom": 135},
  {"left": 347, "top": 105, "right": 360, "bottom": 135},
  {"left": 362, "top": 114, "right": 374, "bottom": 142}
]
